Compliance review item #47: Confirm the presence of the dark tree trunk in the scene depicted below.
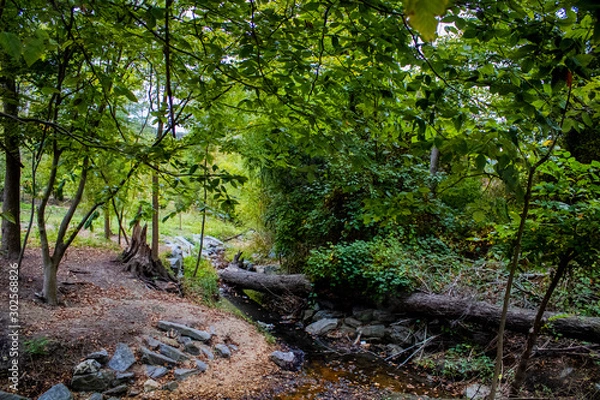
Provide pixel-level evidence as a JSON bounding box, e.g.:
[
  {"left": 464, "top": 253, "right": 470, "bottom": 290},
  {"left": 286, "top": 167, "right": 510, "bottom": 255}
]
[
  {"left": 389, "top": 292, "right": 600, "bottom": 344},
  {"left": 120, "top": 221, "right": 180, "bottom": 293},
  {"left": 511, "top": 254, "right": 573, "bottom": 393},
  {"left": 1, "top": 75, "right": 21, "bottom": 260},
  {"left": 218, "top": 267, "right": 313, "bottom": 295}
]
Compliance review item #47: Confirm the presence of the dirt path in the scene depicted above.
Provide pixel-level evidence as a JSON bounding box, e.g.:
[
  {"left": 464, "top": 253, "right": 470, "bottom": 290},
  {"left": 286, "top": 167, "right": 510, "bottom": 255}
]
[{"left": 0, "top": 247, "right": 282, "bottom": 399}]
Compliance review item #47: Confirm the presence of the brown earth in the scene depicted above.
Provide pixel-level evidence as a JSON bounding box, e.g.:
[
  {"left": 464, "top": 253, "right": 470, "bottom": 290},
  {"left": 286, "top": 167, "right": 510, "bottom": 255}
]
[{"left": 0, "top": 247, "right": 283, "bottom": 399}]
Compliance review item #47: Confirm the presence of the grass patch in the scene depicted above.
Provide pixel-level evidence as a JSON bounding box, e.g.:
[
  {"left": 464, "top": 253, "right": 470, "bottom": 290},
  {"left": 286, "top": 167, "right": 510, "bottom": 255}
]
[{"left": 181, "top": 256, "right": 219, "bottom": 306}]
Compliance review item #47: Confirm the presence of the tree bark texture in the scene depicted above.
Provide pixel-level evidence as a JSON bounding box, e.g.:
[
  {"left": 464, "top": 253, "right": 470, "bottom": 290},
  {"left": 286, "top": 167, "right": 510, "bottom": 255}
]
[
  {"left": 218, "top": 267, "right": 313, "bottom": 295},
  {"left": 390, "top": 292, "right": 600, "bottom": 344},
  {"left": 1, "top": 75, "right": 21, "bottom": 260},
  {"left": 120, "top": 221, "right": 179, "bottom": 293}
]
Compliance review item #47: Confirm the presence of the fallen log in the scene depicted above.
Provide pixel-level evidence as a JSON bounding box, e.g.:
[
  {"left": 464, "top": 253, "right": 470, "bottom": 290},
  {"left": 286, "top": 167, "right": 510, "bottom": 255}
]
[
  {"left": 218, "top": 267, "right": 313, "bottom": 295},
  {"left": 390, "top": 292, "right": 600, "bottom": 344}
]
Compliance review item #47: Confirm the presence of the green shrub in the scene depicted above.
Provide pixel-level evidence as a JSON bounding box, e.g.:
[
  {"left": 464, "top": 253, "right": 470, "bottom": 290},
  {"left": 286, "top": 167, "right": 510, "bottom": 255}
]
[
  {"left": 181, "top": 256, "right": 219, "bottom": 305},
  {"left": 305, "top": 235, "right": 463, "bottom": 301}
]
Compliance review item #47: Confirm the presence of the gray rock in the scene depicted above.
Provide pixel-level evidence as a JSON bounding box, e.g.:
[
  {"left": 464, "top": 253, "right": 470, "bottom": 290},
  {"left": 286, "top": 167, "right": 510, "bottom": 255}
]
[
  {"left": 87, "top": 393, "right": 103, "bottom": 400},
  {"left": 269, "top": 351, "right": 298, "bottom": 371},
  {"left": 0, "top": 391, "right": 29, "bottom": 400},
  {"left": 174, "top": 368, "right": 200, "bottom": 381},
  {"left": 102, "top": 385, "right": 127, "bottom": 396},
  {"left": 85, "top": 349, "right": 109, "bottom": 364},
  {"left": 358, "top": 324, "right": 386, "bottom": 339},
  {"left": 214, "top": 344, "right": 231, "bottom": 358},
  {"left": 386, "top": 325, "right": 414, "bottom": 346},
  {"left": 179, "top": 336, "right": 200, "bottom": 356},
  {"left": 344, "top": 317, "right": 362, "bottom": 328},
  {"left": 38, "top": 383, "right": 73, "bottom": 400},
  {"left": 145, "top": 365, "right": 168, "bottom": 379},
  {"left": 142, "top": 335, "right": 161, "bottom": 350},
  {"left": 305, "top": 318, "right": 339, "bottom": 335},
  {"left": 372, "top": 310, "right": 396, "bottom": 323},
  {"left": 464, "top": 383, "right": 491, "bottom": 400},
  {"left": 194, "top": 360, "right": 208, "bottom": 372},
  {"left": 313, "top": 310, "right": 343, "bottom": 321},
  {"left": 71, "top": 370, "right": 115, "bottom": 392},
  {"left": 198, "top": 345, "right": 214, "bottom": 360},
  {"left": 157, "top": 321, "right": 211, "bottom": 342},
  {"left": 107, "top": 343, "right": 136, "bottom": 372},
  {"left": 228, "top": 344, "right": 238, "bottom": 352},
  {"left": 158, "top": 343, "right": 190, "bottom": 362},
  {"left": 112, "top": 372, "right": 134, "bottom": 385},
  {"left": 73, "top": 359, "right": 102, "bottom": 375},
  {"left": 139, "top": 347, "right": 178, "bottom": 367},
  {"left": 338, "top": 324, "right": 357, "bottom": 337},
  {"left": 352, "top": 308, "right": 374, "bottom": 323},
  {"left": 302, "top": 309, "right": 315, "bottom": 323},
  {"left": 143, "top": 379, "right": 160, "bottom": 393},
  {"left": 162, "top": 381, "right": 179, "bottom": 392}
]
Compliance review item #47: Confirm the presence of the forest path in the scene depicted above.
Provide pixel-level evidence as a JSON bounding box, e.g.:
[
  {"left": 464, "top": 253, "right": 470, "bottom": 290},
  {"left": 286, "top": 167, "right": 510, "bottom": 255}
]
[{"left": 1, "top": 247, "right": 285, "bottom": 399}]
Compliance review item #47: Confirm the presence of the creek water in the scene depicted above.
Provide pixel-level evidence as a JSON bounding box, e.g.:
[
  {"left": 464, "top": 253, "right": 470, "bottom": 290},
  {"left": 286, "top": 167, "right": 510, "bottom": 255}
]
[{"left": 223, "top": 290, "right": 455, "bottom": 399}]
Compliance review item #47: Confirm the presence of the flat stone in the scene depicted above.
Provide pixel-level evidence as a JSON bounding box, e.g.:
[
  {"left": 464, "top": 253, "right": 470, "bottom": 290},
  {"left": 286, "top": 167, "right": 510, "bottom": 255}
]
[
  {"left": 269, "top": 351, "right": 296, "bottom": 371},
  {"left": 158, "top": 343, "right": 190, "bottom": 362},
  {"left": 305, "top": 318, "right": 339, "bottom": 335},
  {"left": 143, "top": 379, "right": 160, "bottom": 393},
  {"left": 142, "top": 335, "right": 161, "bottom": 350},
  {"left": 162, "top": 381, "right": 179, "bottom": 392},
  {"left": 112, "top": 371, "right": 135, "bottom": 385},
  {"left": 464, "top": 383, "right": 491, "bottom": 400},
  {"left": 194, "top": 359, "right": 208, "bottom": 372},
  {"left": 139, "top": 346, "right": 178, "bottom": 367},
  {"left": 214, "top": 344, "right": 231, "bottom": 358},
  {"left": 358, "top": 324, "right": 386, "bottom": 339},
  {"left": 386, "top": 325, "right": 414, "bottom": 347},
  {"left": 73, "top": 359, "right": 102, "bottom": 375},
  {"left": 157, "top": 321, "right": 211, "bottom": 342},
  {"left": 313, "top": 310, "right": 343, "bottom": 321},
  {"left": 103, "top": 384, "right": 128, "bottom": 396},
  {"left": 179, "top": 337, "right": 200, "bottom": 356},
  {"left": 198, "top": 345, "right": 214, "bottom": 360},
  {"left": 38, "top": 383, "right": 73, "bottom": 400},
  {"left": 0, "top": 391, "right": 29, "bottom": 400},
  {"left": 87, "top": 393, "right": 103, "bottom": 400},
  {"left": 107, "top": 343, "right": 136, "bottom": 372},
  {"left": 145, "top": 365, "right": 168, "bottom": 379},
  {"left": 228, "top": 344, "right": 238, "bottom": 352},
  {"left": 352, "top": 308, "right": 374, "bottom": 323},
  {"left": 71, "top": 370, "right": 115, "bottom": 392},
  {"left": 174, "top": 368, "right": 200, "bottom": 381},
  {"left": 373, "top": 310, "right": 396, "bottom": 323},
  {"left": 344, "top": 317, "right": 362, "bottom": 328},
  {"left": 85, "top": 349, "right": 109, "bottom": 364}
]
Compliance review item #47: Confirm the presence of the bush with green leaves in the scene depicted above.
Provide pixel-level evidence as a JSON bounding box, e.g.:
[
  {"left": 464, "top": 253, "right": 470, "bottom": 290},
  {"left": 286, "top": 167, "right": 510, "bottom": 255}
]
[
  {"left": 181, "top": 257, "right": 219, "bottom": 305},
  {"left": 305, "top": 235, "right": 461, "bottom": 301}
]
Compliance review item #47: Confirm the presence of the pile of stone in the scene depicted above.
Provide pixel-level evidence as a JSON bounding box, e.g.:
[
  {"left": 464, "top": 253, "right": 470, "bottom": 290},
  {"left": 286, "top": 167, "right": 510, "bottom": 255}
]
[
  {"left": 302, "top": 305, "right": 420, "bottom": 356},
  {"left": 3, "top": 320, "right": 242, "bottom": 400}
]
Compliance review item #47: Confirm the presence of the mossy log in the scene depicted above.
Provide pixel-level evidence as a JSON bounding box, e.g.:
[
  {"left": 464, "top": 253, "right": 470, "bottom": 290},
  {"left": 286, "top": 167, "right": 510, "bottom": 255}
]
[{"left": 218, "top": 267, "right": 313, "bottom": 295}]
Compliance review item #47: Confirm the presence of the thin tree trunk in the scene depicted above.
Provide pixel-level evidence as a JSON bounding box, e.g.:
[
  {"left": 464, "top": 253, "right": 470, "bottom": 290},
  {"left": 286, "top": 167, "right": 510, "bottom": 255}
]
[
  {"left": 511, "top": 253, "right": 573, "bottom": 393},
  {"left": 429, "top": 146, "right": 440, "bottom": 195},
  {"left": 104, "top": 205, "right": 111, "bottom": 239},
  {"left": 488, "top": 166, "right": 536, "bottom": 399},
  {"left": 193, "top": 145, "right": 209, "bottom": 277},
  {"left": 1, "top": 74, "right": 21, "bottom": 260}
]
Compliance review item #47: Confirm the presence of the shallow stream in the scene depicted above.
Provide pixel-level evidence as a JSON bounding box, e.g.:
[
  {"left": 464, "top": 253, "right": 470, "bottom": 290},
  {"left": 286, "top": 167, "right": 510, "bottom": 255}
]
[{"left": 224, "top": 290, "right": 455, "bottom": 399}]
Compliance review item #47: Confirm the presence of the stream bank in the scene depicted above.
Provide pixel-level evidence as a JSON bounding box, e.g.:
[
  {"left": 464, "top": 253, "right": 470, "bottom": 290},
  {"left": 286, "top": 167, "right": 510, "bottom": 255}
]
[{"left": 223, "top": 286, "right": 460, "bottom": 399}]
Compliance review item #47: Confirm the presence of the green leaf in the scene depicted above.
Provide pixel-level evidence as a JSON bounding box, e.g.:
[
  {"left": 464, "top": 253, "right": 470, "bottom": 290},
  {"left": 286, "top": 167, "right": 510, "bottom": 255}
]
[
  {"left": 404, "top": 0, "right": 450, "bottom": 41},
  {"left": 23, "top": 37, "right": 45, "bottom": 67},
  {"left": 473, "top": 211, "right": 486, "bottom": 223},
  {"left": 0, "top": 32, "right": 22, "bottom": 60}
]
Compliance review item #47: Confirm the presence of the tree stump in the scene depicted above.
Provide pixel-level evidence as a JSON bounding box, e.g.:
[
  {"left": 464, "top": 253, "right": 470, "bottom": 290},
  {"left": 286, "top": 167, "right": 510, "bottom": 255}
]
[{"left": 120, "top": 222, "right": 180, "bottom": 293}]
